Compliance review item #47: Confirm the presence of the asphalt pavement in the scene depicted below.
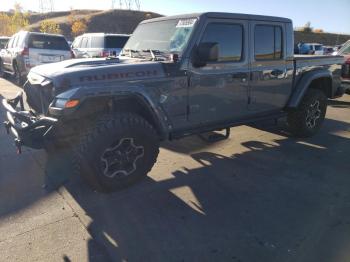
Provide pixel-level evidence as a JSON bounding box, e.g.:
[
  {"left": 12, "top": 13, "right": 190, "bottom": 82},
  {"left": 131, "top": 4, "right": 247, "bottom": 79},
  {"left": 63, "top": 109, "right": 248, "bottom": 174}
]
[{"left": 0, "top": 77, "right": 350, "bottom": 262}]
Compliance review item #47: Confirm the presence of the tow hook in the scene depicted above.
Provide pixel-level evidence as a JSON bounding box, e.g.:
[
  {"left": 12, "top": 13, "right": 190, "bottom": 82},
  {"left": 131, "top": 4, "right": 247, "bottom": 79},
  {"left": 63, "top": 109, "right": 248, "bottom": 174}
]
[
  {"left": 3, "top": 121, "right": 10, "bottom": 135},
  {"left": 15, "top": 138, "right": 22, "bottom": 154}
]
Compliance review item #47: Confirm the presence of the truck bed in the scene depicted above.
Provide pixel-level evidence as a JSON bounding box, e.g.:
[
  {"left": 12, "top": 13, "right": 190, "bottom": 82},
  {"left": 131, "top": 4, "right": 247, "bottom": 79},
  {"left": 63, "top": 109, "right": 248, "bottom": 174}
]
[
  {"left": 294, "top": 55, "right": 345, "bottom": 67},
  {"left": 293, "top": 55, "right": 345, "bottom": 98}
]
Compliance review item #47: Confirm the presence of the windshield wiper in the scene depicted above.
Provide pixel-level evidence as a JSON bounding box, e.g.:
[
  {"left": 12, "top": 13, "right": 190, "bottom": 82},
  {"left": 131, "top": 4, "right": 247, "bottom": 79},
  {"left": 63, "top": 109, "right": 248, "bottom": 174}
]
[
  {"left": 121, "top": 49, "right": 143, "bottom": 58},
  {"left": 141, "top": 49, "right": 169, "bottom": 61}
]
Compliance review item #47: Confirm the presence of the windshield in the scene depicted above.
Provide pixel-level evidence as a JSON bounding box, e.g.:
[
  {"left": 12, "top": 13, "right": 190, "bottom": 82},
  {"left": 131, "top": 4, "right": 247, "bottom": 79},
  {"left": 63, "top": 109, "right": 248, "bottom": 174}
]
[
  {"left": 314, "top": 45, "right": 323, "bottom": 51},
  {"left": 122, "top": 18, "right": 197, "bottom": 59}
]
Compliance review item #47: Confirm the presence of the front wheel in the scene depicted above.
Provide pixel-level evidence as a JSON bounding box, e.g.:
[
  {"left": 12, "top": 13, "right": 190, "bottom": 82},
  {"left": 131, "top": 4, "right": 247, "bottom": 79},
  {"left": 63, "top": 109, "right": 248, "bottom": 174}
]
[
  {"left": 74, "top": 113, "right": 160, "bottom": 192},
  {"left": 287, "top": 89, "right": 327, "bottom": 137}
]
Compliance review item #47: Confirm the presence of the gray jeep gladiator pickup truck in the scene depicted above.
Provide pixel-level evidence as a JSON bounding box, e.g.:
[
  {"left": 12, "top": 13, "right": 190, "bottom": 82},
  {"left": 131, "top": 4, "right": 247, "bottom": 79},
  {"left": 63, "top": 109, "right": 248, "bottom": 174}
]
[{"left": 2, "top": 13, "right": 345, "bottom": 192}]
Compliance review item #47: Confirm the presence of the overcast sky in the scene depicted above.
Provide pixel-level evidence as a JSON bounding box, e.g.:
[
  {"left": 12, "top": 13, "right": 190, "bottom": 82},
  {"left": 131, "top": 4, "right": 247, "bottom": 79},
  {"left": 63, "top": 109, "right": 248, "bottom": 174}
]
[{"left": 1, "top": 0, "right": 350, "bottom": 34}]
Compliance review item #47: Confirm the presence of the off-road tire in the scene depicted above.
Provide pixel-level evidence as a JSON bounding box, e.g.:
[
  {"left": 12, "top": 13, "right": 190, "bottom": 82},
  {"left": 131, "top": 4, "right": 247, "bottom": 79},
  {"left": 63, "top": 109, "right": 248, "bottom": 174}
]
[
  {"left": 74, "top": 113, "right": 160, "bottom": 192},
  {"left": 287, "top": 88, "right": 327, "bottom": 137}
]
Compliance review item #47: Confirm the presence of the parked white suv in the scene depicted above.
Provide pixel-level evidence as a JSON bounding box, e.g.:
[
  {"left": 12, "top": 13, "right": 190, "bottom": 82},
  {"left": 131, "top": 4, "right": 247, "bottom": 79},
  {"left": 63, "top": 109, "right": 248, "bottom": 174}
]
[
  {"left": 71, "top": 33, "right": 129, "bottom": 58},
  {"left": 0, "top": 31, "right": 73, "bottom": 85}
]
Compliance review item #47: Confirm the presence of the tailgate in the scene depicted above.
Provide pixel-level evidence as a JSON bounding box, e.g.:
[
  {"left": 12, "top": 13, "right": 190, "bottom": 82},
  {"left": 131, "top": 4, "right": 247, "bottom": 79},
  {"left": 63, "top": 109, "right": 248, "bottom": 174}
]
[{"left": 29, "top": 48, "right": 71, "bottom": 67}]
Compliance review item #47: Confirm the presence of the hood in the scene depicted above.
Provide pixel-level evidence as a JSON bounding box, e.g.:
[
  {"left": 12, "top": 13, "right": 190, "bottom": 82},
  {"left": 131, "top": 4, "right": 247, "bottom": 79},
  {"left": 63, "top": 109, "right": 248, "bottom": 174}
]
[{"left": 28, "top": 57, "right": 166, "bottom": 88}]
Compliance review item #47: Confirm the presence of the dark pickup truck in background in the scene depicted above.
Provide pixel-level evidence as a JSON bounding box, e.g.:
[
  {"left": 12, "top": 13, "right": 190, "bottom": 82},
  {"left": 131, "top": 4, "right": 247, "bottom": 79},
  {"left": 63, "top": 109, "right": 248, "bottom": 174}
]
[{"left": 1, "top": 12, "right": 345, "bottom": 192}]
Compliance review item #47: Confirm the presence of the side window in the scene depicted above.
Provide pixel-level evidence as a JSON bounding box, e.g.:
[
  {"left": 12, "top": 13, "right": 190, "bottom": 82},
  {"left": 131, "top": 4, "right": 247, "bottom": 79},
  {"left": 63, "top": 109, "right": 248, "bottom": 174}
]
[
  {"left": 13, "top": 35, "right": 19, "bottom": 48},
  {"left": 254, "top": 25, "right": 283, "bottom": 60},
  {"left": 86, "top": 37, "right": 91, "bottom": 48},
  {"left": 275, "top": 27, "right": 282, "bottom": 58},
  {"left": 81, "top": 37, "right": 88, "bottom": 48},
  {"left": 72, "top": 37, "right": 81, "bottom": 48},
  {"left": 200, "top": 23, "right": 243, "bottom": 62},
  {"left": 7, "top": 37, "right": 14, "bottom": 48},
  {"left": 91, "top": 36, "right": 104, "bottom": 48}
]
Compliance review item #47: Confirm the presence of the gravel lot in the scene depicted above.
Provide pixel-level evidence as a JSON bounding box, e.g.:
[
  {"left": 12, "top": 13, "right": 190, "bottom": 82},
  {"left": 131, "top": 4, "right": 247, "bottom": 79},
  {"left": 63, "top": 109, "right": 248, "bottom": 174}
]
[{"left": 0, "top": 77, "right": 350, "bottom": 262}]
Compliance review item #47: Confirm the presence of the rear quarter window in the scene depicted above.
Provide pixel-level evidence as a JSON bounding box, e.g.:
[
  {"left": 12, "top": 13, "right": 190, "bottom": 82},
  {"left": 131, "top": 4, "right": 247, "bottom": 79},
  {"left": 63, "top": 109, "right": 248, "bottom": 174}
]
[
  {"left": 90, "top": 36, "right": 104, "bottom": 48},
  {"left": 28, "top": 34, "right": 70, "bottom": 51},
  {"left": 314, "top": 45, "right": 323, "bottom": 51},
  {"left": 105, "top": 36, "right": 129, "bottom": 48}
]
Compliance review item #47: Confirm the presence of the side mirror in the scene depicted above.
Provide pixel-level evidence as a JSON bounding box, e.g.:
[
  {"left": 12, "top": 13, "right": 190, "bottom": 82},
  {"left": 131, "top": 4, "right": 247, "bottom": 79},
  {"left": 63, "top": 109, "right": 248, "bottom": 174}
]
[{"left": 192, "top": 42, "right": 219, "bottom": 68}]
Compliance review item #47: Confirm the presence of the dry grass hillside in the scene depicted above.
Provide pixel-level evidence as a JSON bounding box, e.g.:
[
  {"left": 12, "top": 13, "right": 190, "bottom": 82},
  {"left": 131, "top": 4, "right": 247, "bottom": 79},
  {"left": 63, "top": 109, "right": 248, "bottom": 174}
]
[
  {"left": 26, "top": 9, "right": 162, "bottom": 40},
  {"left": 295, "top": 31, "right": 349, "bottom": 46}
]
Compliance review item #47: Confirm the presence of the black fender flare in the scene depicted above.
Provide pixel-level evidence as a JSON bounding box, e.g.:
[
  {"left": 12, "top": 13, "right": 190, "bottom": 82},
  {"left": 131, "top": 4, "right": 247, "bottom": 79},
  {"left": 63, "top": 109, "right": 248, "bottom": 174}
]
[
  {"left": 287, "top": 69, "right": 332, "bottom": 108},
  {"left": 56, "top": 88, "right": 171, "bottom": 140}
]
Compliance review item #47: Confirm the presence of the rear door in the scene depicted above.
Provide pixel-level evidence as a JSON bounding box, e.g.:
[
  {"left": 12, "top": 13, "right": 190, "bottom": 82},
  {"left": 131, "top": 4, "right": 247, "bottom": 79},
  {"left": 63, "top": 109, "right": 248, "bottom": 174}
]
[
  {"left": 28, "top": 34, "right": 71, "bottom": 67},
  {"left": 188, "top": 19, "right": 250, "bottom": 125},
  {"left": 248, "top": 22, "right": 291, "bottom": 113}
]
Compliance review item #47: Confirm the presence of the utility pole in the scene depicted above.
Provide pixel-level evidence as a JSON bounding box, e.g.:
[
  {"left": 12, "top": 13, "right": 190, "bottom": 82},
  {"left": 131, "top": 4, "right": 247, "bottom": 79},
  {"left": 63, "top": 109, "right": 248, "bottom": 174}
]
[
  {"left": 111, "top": 0, "right": 116, "bottom": 9},
  {"left": 134, "top": 0, "right": 140, "bottom": 10},
  {"left": 38, "top": 0, "right": 54, "bottom": 13}
]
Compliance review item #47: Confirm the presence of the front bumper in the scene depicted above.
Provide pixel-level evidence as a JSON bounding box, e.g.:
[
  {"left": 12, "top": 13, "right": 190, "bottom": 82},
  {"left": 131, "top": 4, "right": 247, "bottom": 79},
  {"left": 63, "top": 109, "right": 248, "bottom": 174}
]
[{"left": 2, "top": 92, "right": 57, "bottom": 152}]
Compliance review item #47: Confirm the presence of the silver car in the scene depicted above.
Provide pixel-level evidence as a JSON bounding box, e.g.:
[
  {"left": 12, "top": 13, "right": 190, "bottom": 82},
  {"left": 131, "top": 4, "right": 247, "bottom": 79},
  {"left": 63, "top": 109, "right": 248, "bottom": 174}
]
[
  {"left": 0, "top": 31, "right": 72, "bottom": 85},
  {"left": 71, "top": 33, "right": 129, "bottom": 58}
]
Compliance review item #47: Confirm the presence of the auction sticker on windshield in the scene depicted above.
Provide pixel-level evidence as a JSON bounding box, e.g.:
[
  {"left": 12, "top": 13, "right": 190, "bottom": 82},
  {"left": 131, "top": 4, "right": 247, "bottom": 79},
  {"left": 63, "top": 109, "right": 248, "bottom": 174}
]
[{"left": 176, "top": 18, "right": 197, "bottom": 28}]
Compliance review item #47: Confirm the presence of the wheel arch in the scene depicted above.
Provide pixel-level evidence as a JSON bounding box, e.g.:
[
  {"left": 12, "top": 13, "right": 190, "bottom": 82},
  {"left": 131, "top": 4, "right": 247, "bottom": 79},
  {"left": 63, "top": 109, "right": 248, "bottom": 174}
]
[
  {"left": 73, "top": 93, "right": 170, "bottom": 140},
  {"left": 287, "top": 69, "right": 333, "bottom": 108}
]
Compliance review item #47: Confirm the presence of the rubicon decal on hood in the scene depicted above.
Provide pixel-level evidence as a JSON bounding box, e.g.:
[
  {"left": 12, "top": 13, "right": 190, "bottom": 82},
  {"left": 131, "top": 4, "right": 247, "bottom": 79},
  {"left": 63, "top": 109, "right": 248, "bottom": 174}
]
[{"left": 79, "top": 70, "right": 159, "bottom": 82}]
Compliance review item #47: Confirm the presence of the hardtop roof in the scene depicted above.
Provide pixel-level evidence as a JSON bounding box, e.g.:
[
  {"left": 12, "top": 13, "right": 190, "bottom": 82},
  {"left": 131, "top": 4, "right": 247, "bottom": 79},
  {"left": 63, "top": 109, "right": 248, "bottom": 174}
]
[
  {"left": 79, "top": 33, "right": 130, "bottom": 37},
  {"left": 142, "top": 12, "right": 292, "bottom": 24}
]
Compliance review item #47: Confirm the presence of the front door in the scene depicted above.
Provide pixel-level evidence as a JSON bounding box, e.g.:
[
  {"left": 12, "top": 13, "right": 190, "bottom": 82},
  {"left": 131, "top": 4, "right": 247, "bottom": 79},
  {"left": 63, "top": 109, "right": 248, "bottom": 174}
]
[{"left": 188, "top": 19, "right": 250, "bottom": 126}]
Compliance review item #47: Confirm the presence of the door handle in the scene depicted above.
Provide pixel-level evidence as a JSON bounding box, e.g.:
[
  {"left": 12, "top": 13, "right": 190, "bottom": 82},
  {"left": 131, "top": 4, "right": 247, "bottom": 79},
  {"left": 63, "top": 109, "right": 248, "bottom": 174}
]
[
  {"left": 271, "top": 69, "right": 284, "bottom": 76},
  {"left": 232, "top": 72, "right": 248, "bottom": 82}
]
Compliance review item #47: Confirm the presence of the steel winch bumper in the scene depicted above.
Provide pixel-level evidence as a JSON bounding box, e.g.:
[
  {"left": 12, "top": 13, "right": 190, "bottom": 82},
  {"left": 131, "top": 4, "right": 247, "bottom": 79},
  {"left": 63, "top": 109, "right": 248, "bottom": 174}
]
[{"left": 2, "top": 92, "right": 58, "bottom": 153}]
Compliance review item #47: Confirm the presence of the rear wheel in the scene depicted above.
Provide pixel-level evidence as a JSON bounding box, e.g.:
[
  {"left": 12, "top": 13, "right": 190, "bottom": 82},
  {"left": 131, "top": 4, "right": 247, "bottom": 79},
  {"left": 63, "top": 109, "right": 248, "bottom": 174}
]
[
  {"left": 74, "top": 113, "right": 160, "bottom": 192},
  {"left": 287, "top": 89, "right": 327, "bottom": 137}
]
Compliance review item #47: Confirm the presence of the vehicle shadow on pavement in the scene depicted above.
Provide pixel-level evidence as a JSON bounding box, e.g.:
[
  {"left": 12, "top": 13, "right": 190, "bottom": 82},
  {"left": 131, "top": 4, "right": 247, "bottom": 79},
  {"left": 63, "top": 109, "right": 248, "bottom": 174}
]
[
  {"left": 48, "top": 118, "right": 350, "bottom": 262},
  {"left": 1, "top": 90, "right": 350, "bottom": 261},
  {"left": 0, "top": 94, "right": 49, "bottom": 218}
]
